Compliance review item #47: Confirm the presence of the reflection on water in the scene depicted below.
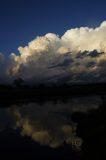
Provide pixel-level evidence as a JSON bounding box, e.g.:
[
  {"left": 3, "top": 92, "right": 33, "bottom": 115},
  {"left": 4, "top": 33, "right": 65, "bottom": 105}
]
[{"left": 0, "top": 95, "right": 105, "bottom": 159}]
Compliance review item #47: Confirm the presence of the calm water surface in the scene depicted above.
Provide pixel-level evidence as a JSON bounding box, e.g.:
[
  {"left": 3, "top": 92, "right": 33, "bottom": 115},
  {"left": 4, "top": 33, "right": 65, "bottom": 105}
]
[{"left": 0, "top": 95, "right": 106, "bottom": 160}]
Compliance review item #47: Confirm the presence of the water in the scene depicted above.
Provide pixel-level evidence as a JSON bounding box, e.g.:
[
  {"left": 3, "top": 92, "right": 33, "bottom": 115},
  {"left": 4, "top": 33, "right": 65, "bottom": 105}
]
[{"left": 0, "top": 95, "right": 106, "bottom": 159}]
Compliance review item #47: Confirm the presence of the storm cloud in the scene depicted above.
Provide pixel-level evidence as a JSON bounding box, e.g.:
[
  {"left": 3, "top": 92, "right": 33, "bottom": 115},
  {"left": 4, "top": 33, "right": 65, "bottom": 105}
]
[{"left": 1, "top": 21, "right": 106, "bottom": 84}]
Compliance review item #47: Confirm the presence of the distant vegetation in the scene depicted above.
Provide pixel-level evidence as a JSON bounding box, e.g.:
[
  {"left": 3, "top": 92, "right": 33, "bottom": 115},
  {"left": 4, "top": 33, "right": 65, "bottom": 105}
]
[{"left": 0, "top": 79, "right": 106, "bottom": 95}]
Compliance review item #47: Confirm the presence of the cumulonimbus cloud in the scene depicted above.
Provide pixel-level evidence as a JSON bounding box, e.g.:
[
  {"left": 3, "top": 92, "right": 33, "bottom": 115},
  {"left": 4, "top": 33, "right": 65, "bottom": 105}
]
[{"left": 1, "top": 21, "right": 106, "bottom": 84}]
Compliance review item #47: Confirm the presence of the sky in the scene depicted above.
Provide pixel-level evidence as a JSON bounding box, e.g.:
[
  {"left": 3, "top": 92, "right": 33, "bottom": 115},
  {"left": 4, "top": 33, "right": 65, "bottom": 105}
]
[
  {"left": 0, "top": 0, "right": 106, "bottom": 55},
  {"left": 1, "top": 0, "right": 106, "bottom": 84}
]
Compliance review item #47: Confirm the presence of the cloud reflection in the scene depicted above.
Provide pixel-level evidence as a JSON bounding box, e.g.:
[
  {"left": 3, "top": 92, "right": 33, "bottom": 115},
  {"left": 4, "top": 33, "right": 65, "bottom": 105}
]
[{"left": 8, "top": 96, "right": 102, "bottom": 149}]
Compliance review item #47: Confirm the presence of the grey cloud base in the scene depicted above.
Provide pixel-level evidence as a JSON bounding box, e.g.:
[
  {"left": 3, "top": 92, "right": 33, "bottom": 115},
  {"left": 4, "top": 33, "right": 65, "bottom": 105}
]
[{"left": 1, "top": 21, "right": 106, "bottom": 84}]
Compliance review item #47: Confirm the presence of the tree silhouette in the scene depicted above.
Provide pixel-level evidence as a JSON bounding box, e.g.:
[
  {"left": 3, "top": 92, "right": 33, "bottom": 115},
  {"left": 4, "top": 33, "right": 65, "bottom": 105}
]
[{"left": 14, "top": 78, "right": 24, "bottom": 88}]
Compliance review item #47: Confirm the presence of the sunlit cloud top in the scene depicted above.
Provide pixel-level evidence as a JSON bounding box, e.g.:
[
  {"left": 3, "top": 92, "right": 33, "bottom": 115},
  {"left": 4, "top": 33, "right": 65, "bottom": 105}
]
[{"left": 1, "top": 21, "right": 106, "bottom": 84}]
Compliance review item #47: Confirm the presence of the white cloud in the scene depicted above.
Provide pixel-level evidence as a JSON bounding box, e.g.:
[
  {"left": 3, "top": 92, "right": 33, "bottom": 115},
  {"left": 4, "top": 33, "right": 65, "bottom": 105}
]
[{"left": 1, "top": 21, "right": 106, "bottom": 84}]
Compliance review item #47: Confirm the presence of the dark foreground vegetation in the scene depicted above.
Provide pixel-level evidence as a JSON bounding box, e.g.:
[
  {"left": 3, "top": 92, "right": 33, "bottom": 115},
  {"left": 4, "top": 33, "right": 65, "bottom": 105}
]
[
  {"left": 0, "top": 82, "right": 106, "bottom": 105},
  {"left": 0, "top": 82, "right": 106, "bottom": 97}
]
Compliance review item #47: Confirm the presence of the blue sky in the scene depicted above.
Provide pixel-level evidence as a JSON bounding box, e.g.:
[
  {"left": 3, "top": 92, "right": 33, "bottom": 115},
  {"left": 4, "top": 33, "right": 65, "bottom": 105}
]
[{"left": 0, "top": 0, "right": 106, "bottom": 55}]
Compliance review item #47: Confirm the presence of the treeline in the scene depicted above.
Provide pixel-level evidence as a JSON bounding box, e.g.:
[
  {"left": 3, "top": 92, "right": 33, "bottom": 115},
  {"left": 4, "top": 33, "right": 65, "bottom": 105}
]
[{"left": 0, "top": 78, "right": 106, "bottom": 95}]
